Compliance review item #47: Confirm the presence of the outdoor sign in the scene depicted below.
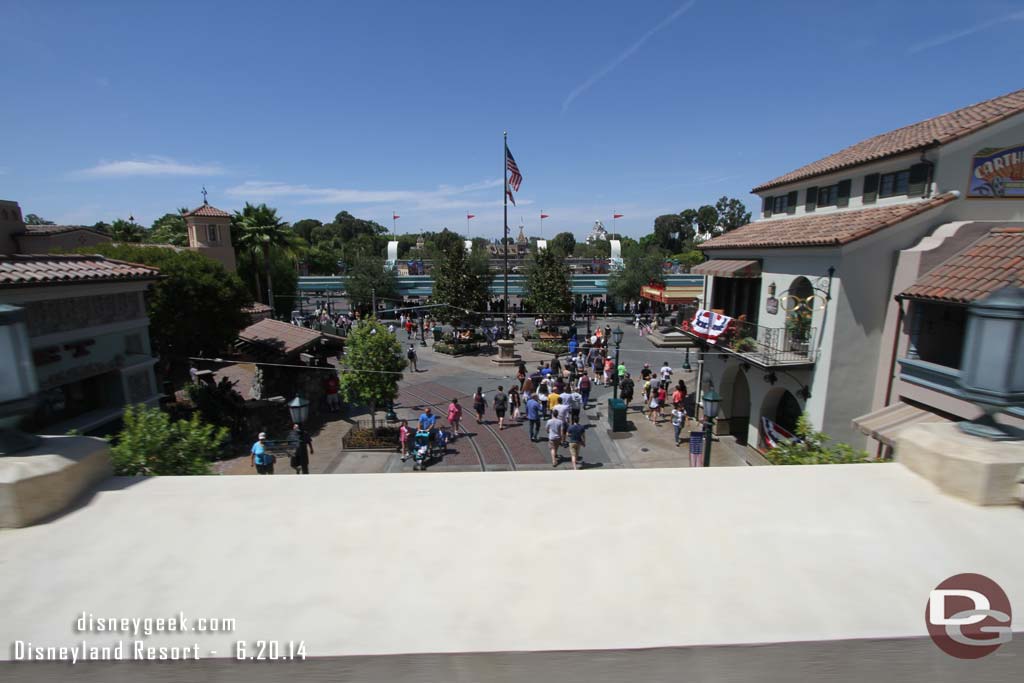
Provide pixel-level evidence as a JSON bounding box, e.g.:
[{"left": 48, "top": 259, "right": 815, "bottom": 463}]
[
  {"left": 688, "top": 431, "right": 704, "bottom": 468},
  {"left": 968, "top": 144, "right": 1024, "bottom": 198},
  {"left": 766, "top": 296, "right": 779, "bottom": 315}
]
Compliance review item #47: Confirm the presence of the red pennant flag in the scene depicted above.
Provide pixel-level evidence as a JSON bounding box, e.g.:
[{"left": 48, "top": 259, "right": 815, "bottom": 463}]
[
  {"left": 467, "top": 214, "right": 475, "bottom": 220},
  {"left": 540, "top": 213, "right": 549, "bottom": 219},
  {"left": 613, "top": 213, "right": 624, "bottom": 219},
  {"left": 393, "top": 213, "right": 400, "bottom": 220}
]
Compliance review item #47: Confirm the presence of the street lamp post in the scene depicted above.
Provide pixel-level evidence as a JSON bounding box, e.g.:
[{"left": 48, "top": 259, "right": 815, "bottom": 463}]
[
  {"left": 419, "top": 311, "right": 427, "bottom": 347},
  {"left": 611, "top": 326, "right": 624, "bottom": 400},
  {"left": 586, "top": 296, "right": 593, "bottom": 337},
  {"left": 701, "top": 382, "right": 721, "bottom": 468},
  {"left": 288, "top": 395, "right": 310, "bottom": 428}
]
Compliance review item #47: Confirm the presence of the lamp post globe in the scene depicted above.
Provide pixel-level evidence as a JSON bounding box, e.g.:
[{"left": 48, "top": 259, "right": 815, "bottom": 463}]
[
  {"left": 702, "top": 388, "right": 721, "bottom": 420},
  {"left": 612, "top": 326, "right": 624, "bottom": 347},
  {"left": 288, "top": 395, "right": 310, "bottom": 426}
]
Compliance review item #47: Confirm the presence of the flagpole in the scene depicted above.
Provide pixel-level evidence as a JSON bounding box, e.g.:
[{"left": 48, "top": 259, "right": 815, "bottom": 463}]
[
  {"left": 540, "top": 210, "right": 544, "bottom": 239},
  {"left": 503, "top": 130, "right": 509, "bottom": 318}
]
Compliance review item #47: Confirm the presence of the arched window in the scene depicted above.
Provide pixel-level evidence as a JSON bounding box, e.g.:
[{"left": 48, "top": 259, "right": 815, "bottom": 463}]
[{"left": 785, "top": 276, "right": 814, "bottom": 345}]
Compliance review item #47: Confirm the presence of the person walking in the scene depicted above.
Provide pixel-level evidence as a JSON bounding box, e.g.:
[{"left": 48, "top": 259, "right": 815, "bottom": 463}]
[
  {"left": 516, "top": 361, "right": 527, "bottom": 391},
  {"left": 567, "top": 421, "right": 586, "bottom": 470},
  {"left": 250, "top": 432, "right": 274, "bottom": 474},
  {"left": 446, "top": 399, "right": 462, "bottom": 439},
  {"left": 546, "top": 413, "right": 565, "bottom": 467},
  {"left": 554, "top": 396, "right": 572, "bottom": 443},
  {"left": 407, "top": 344, "right": 419, "bottom": 372},
  {"left": 493, "top": 385, "right": 508, "bottom": 430},
  {"left": 659, "top": 361, "right": 673, "bottom": 384},
  {"left": 547, "top": 386, "right": 561, "bottom": 420},
  {"left": 671, "top": 403, "right": 686, "bottom": 447},
  {"left": 472, "top": 387, "right": 487, "bottom": 423},
  {"left": 508, "top": 385, "right": 522, "bottom": 422},
  {"left": 399, "top": 419, "right": 412, "bottom": 461},
  {"left": 522, "top": 374, "right": 535, "bottom": 396},
  {"left": 526, "top": 392, "right": 543, "bottom": 441},
  {"left": 568, "top": 386, "right": 583, "bottom": 425},
  {"left": 324, "top": 373, "right": 341, "bottom": 413},
  {"left": 656, "top": 383, "right": 668, "bottom": 423},
  {"left": 619, "top": 373, "right": 635, "bottom": 410},
  {"left": 671, "top": 383, "right": 684, "bottom": 410},
  {"left": 288, "top": 423, "right": 314, "bottom": 474},
  {"left": 405, "top": 318, "right": 414, "bottom": 339},
  {"left": 418, "top": 406, "right": 437, "bottom": 432},
  {"left": 603, "top": 356, "right": 614, "bottom": 387},
  {"left": 578, "top": 372, "right": 591, "bottom": 409}
]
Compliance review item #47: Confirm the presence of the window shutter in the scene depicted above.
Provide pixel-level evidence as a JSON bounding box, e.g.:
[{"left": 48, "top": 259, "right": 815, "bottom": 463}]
[
  {"left": 805, "top": 186, "right": 818, "bottom": 212},
  {"left": 836, "top": 179, "right": 852, "bottom": 207},
  {"left": 908, "top": 163, "right": 929, "bottom": 196},
  {"left": 763, "top": 196, "right": 772, "bottom": 218},
  {"left": 786, "top": 190, "right": 798, "bottom": 214},
  {"left": 863, "top": 174, "right": 879, "bottom": 204}
]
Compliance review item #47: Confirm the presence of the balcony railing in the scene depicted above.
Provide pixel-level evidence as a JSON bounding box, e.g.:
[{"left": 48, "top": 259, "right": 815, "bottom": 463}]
[{"left": 678, "top": 306, "right": 816, "bottom": 367}]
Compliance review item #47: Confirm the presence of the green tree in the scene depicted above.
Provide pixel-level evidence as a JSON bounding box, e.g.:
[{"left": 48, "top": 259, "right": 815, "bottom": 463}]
[
  {"left": 24, "top": 213, "right": 55, "bottom": 225},
  {"left": 108, "top": 218, "right": 145, "bottom": 242},
  {"left": 110, "top": 404, "right": 226, "bottom": 475},
  {"left": 186, "top": 378, "right": 246, "bottom": 437},
  {"left": 695, "top": 205, "right": 719, "bottom": 236},
  {"left": 147, "top": 210, "right": 189, "bottom": 246},
  {"left": 432, "top": 242, "right": 491, "bottom": 322},
  {"left": 670, "top": 250, "right": 705, "bottom": 271},
  {"left": 337, "top": 318, "right": 407, "bottom": 430},
  {"left": 291, "top": 218, "right": 322, "bottom": 242},
  {"left": 653, "top": 214, "right": 694, "bottom": 252},
  {"left": 305, "top": 245, "right": 344, "bottom": 275},
  {"left": 75, "top": 244, "right": 251, "bottom": 370},
  {"left": 345, "top": 256, "right": 399, "bottom": 313},
  {"left": 763, "top": 415, "right": 873, "bottom": 465},
  {"left": 608, "top": 248, "right": 665, "bottom": 304},
  {"left": 715, "top": 196, "right": 751, "bottom": 233},
  {"left": 523, "top": 247, "right": 572, "bottom": 317},
  {"left": 548, "top": 231, "right": 577, "bottom": 257},
  {"left": 232, "top": 203, "right": 297, "bottom": 309}
]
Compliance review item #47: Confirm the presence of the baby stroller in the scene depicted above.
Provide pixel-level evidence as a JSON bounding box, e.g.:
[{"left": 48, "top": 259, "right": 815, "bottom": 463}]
[{"left": 412, "top": 429, "right": 433, "bottom": 471}]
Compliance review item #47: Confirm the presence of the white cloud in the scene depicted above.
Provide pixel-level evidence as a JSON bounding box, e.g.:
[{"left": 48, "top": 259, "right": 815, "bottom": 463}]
[
  {"left": 225, "top": 178, "right": 508, "bottom": 211},
  {"left": 907, "top": 10, "right": 1024, "bottom": 54},
  {"left": 71, "top": 156, "right": 226, "bottom": 178},
  {"left": 562, "top": 1, "right": 697, "bottom": 113}
]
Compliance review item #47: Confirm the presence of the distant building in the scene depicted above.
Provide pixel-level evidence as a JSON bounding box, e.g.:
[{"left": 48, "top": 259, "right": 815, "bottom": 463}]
[
  {"left": 1, "top": 200, "right": 112, "bottom": 254},
  {"left": 183, "top": 201, "right": 236, "bottom": 273},
  {"left": 585, "top": 220, "right": 609, "bottom": 244}
]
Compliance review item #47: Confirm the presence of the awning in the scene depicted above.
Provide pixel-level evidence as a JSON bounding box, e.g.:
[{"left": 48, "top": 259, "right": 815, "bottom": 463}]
[
  {"left": 640, "top": 285, "right": 703, "bottom": 304},
  {"left": 690, "top": 259, "right": 762, "bottom": 278},
  {"left": 851, "top": 401, "right": 951, "bottom": 447}
]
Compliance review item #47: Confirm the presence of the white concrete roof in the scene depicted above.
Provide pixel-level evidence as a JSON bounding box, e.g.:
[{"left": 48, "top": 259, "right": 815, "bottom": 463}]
[{"left": 0, "top": 464, "right": 1021, "bottom": 660}]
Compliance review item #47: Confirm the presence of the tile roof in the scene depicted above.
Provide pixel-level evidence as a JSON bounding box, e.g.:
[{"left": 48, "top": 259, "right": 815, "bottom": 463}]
[
  {"left": 238, "top": 318, "right": 323, "bottom": 356},
  {"left": 753, "top": 88, "right": 1024, "bottom": 192},
  {"left": 17, "top": 225, "right": 109, "bottom": 237},
  {"left": 700, "top": 193, "right": 957, "bottom": 251},
  {"left": 184, "top": 202, "right": 232, "bottom": 218},
  {"left": 0, "top": 255, "right": 160, "bottom": 286},
  {"left": 899, "top": 227, "right": 1024, "bottom": 303}
]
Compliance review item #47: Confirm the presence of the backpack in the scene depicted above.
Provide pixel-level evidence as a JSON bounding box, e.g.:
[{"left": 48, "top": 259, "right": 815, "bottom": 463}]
[
  {"left": 407, "top": 348, "right": 416, "bottom": 360},
  {"left": 579, "top": 375, "right": 590, "bottom": 390}
]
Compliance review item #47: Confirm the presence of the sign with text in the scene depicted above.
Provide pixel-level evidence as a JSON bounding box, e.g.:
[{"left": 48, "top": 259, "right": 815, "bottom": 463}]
[{"left": 968, "top": 144, "right": 1024, "bottom": 198}]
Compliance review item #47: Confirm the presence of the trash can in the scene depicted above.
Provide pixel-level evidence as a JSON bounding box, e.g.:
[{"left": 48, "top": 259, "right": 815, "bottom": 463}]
[
  {"left": 607, "top": 397, "right": 627, "bottom": 432},
  {"left": 432, "top": 325, "right": 443, "bottom": 342}
]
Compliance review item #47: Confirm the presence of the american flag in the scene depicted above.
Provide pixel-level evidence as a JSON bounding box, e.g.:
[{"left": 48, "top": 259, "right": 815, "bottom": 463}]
[{"left": 505, "top": 144, "right": 522, "bottom": 192}]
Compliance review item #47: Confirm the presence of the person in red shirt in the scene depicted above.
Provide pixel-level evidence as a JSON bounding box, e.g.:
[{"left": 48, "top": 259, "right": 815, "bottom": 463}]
[
  {"left": 404, "top": 319, "right": 414, "bottom": 339},
  {"left": 325, "top": 374, "right": 340, "bottom": 412}
]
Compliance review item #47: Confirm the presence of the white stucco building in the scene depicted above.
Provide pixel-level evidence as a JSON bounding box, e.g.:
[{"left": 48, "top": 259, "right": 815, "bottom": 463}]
[{"left": 686, "top": 88, "right": 1024, "bottom": 451}]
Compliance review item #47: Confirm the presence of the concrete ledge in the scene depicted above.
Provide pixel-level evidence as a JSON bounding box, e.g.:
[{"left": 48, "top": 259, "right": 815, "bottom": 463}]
[
  {"left": 0, "top": 436, "right": 112, "bottom": 527},
  {"left": 646, "top": 330, "right": 695, "bottom": 348},
  {"left": 895, "top": 422, "right": 1024, "bottom": 505}
]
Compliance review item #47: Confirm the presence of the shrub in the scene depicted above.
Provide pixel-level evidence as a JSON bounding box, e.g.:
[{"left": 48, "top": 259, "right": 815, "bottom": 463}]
[
  {"left": 110, "top": 405, "right": 227, "bottom": 476},
  {"left": 732, "top": 337, "right": 758, "bottom": 352},
  {"left": 763, "top": 415, "right": 874, "bottom": 465},
  {"left": 186, "top": 378, "right": 246, "bottom": 436},
  {"left": 532, "top": 340, "right": 569, "bottom": 355},
  {"left": 433, "top": 341, "right": 480, "bottom": 356}
]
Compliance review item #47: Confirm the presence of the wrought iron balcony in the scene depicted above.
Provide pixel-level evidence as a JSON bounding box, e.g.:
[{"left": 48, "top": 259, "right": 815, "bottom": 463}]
[{"left": 679, "top": 307, "right": 816, "bottom": 368}]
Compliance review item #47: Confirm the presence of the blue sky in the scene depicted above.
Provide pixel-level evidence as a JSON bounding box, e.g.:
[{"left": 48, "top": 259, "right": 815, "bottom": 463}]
[{"left": 2, "top": 0, "right": 1023, "bottom": 239}]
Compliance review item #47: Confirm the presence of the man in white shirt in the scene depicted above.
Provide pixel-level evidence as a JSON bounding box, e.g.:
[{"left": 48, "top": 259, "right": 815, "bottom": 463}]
[{"left": 546, "top": 415, "right": 564, "bottom": 467}]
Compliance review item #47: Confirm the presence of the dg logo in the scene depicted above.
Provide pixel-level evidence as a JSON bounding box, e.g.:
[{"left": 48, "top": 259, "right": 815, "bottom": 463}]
[{"left": 926, "top": 573, "right": 1013, "bottom": 659}]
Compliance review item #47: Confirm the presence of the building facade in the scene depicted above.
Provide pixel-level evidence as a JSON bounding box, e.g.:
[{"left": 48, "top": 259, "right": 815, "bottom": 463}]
[
  {"left": 0, "top": 255, "right": 162, "bottom": 435},
  {"left": 184, "top": 201, "right": 236, "bottom": 272},
  {"left": 687, "top": 88, "right": 1024, "bottom": 451}
]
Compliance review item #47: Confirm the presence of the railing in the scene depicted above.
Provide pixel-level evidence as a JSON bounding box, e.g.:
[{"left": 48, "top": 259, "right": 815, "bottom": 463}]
[{"left": 678, "top": 306, "right": 816, "bottom": 367}]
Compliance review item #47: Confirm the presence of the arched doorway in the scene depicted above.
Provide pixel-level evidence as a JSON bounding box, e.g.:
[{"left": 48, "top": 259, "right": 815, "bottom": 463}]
[
  {"left": 728, "top": 370, "right": 751, "bottom": 444},
  {"left": 759, "top": 387, "right": 804, "bottom": 447}
]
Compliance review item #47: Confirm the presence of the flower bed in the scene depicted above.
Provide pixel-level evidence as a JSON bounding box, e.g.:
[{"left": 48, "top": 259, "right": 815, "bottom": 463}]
[
  {"left": 532, "top": 340, "right": 568, "bottom": 355},
  {"left": 342, "top": 426, "right": 400, "bottom": 450}
]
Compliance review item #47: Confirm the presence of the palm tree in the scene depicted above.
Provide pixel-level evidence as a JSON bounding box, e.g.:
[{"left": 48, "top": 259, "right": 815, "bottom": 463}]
[
  {"left": 232, "top": 203, "right": 297, "bottom": 311},
  {"left": 108, "top": 218, "right": 145, "bottom": 242}
]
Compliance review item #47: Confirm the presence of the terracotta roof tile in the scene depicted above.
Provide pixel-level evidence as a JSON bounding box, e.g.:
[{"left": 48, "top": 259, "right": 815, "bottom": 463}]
[
  {"left": 184, "top": 203, "right": 232, "bottom": 218},
  {"left": 901, "top": 228, "right": 1024, "bottom": 303},
  {"left": 238, "top": 318, "right": 323, "bottom": 356},
  {"left": 0, "top": 254, "right": 161, "bottom": 287},
  {"left": 700, "top": 193, "right": 957, "bottom": 251},
  {"left": 16, "top": 225, "right": 108, "bottom": 237},
  {"left": 753, "top": 88, "right": 1024, "bottom": 192}
]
